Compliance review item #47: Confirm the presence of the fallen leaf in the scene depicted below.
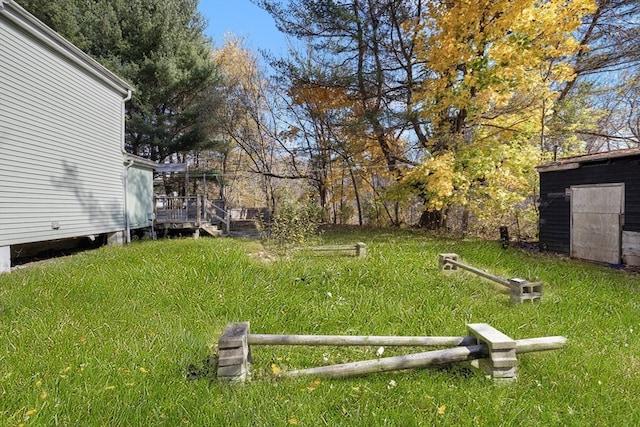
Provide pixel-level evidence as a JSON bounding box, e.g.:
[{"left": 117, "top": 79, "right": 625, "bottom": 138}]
[
  {"left": 288, "top": 417, "right": 298, "bottom": 425},
  {"left": 304, "top": 378, "right": 321, "bottom": 392},
  {"left": 139, "top": 367, "right": 148, "bottom": 373},
  {"left": 271, "top": 364, "right": 283, "bottom": 375},
  {"left": 437, "top": 405, "right": 446, "bottom": 415}
]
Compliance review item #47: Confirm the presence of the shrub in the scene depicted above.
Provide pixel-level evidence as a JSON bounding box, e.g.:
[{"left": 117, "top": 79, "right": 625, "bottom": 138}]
[{"left": 258, "top": 190, "right": 321, "bottom": 248}]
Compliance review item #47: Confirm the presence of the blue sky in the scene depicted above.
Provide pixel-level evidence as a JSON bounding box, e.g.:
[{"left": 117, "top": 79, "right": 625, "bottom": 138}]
[{"left": 197, "top": 0, "right": 288, "bottom": 56}]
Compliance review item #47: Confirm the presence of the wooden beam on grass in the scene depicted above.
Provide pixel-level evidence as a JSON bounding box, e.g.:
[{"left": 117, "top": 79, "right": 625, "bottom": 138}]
[
  {"left": 283, "top": 336, "right": 566, "bottom": 379},
  {"left": 247, "top": 333, "right": 477, "bottom": 347}
]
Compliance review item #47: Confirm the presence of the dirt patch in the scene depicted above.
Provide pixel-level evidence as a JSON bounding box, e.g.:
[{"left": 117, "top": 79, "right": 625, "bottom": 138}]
[{"left": 249, "top": 248, "right": 278, "bottom": 264}]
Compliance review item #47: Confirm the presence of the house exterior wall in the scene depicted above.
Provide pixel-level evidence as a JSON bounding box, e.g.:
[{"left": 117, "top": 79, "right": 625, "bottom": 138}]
[
  {"left": 126, "top": 164, "right": 154, "bottom": 230},
  {"left": 0, "top": 2, "right": 132, "bottom": 258},
  {"left": 538, "top": 155, "right": 640, "bottom": 265}
]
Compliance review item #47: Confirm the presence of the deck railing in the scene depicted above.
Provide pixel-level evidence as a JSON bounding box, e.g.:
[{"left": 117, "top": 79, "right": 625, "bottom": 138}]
[{"left": 154, "top": 195, "right": 229, "bottom": 233}]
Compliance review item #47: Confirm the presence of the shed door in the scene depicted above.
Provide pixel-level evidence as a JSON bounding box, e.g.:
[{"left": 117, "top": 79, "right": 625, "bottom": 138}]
[{"left": 570, "top": 184, "right": 624, "bottom": 264}]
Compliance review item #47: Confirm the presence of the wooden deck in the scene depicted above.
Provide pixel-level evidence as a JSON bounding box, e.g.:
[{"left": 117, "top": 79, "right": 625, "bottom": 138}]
[{"left": 154, "top": 195, "right": 229, "bottom": 234}]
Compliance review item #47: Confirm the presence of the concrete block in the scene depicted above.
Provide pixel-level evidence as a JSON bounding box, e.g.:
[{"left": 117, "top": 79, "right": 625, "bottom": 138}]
[
  {"left": 0, "top": 246, "right": 10, "bottom": 274},
  {"left": 217, "top": 322, "right": 251, "bottom": 382},
  {"left": 107, "top": 231, "right": 125, "bottom": 246},
  {"left": 467, "top": 323, "right": 517, "bottom": 382},
  {"left": 509, "top": 278, "right": 543, "bottom": 303},
  {"left": 439, "top": 253, "right": 459, "bottom": 271}
]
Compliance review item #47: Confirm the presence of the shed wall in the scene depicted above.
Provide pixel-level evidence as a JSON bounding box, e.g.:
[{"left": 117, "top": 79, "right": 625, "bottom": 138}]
[
  {"left": 539, "top": 156, "right": 640, "bottom": 255},
  {"left": 0, "top": 14, "right": 125, "bottom": 246},
  {"left": 126, "top": 166, "right": 154, "bottom": 230}
]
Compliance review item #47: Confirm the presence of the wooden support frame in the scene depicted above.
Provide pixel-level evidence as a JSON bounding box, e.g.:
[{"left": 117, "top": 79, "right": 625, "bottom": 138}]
[
  {"left": 297, "top": 242, "right": 367, "bottom": 257},
  {"left": 439, "top": 253, "right": 543, "bottom": 303},
  {"left": 467, "top": 323, "right": 517, "bottom": 382},
  {"left": 215, "top": 322, "right": 565, "bottom": 382}
]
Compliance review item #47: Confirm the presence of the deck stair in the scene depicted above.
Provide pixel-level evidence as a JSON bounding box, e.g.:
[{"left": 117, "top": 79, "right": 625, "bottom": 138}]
[{"left": 200, "top": 223, "right": 223, "bottom": 237}]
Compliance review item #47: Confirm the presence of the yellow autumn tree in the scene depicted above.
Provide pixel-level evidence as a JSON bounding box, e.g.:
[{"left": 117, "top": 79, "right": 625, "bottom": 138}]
[
  {"left": 401, "top": 0, "right": 596, "bottom": 233},
  {"left": 212, "top": 36, "right": 300, "bottom": 213},
  {"left": 288, "top": 82, "right": 354, "bottom": 222},
  {"left": 288, "top": 74, "right": 407, "bottom": 226}
]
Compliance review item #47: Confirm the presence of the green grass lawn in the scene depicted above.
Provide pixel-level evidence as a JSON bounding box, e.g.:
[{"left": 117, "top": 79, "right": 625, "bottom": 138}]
[{"left": 1, "top": 228, "right": 639, "bottom": 425}]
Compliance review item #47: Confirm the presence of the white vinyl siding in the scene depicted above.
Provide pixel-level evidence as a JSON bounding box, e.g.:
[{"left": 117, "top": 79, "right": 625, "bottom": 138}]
[{"left": 0, "top": 12, "right": 127, "bottom": 246}]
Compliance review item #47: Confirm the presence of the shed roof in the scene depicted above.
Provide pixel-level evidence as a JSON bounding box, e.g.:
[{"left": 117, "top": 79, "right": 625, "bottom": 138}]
[
  {"left": 124, "top": 154, "right": 158, "bottom": 170},
  {"left": 0, "top": 0, "right": 133, "bottom": 96},
  {"left": 537, "top": 147, "right": 640, "bottom": 173},
  {"left": 156, "top": 163, "right": 188, "bottom": 173}
]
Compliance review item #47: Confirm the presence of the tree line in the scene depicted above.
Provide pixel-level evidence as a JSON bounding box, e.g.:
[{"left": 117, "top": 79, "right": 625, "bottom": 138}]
[{"left": 21, "top": 0, "right": 640, "bottom": 236}]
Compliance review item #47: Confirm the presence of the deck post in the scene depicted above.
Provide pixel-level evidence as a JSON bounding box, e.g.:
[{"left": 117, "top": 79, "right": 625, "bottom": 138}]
[{"left": 196, "top": 196, "right": 202, "bottom": 227}]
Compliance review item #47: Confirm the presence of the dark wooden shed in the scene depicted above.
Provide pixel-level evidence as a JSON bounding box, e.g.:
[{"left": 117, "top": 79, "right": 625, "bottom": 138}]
[{"left": 537, "top": 148, "right": 640, "bottom": 266}]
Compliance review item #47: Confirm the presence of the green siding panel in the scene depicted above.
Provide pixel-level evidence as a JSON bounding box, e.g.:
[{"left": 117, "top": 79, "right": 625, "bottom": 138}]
[{"left": 127, "top": 166, "right": 154, "bottom": 230}]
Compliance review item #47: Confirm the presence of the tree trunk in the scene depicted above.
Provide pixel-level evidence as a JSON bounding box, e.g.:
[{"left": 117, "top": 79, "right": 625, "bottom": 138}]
[
  {"left": 348, "top": 166, "right": 363, "bottom": 226},
  {"left": 418, "top": 209, "right": 444, "bottom": 229}
]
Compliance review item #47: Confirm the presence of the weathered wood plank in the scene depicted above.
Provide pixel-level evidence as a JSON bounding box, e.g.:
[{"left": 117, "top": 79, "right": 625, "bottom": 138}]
[
  {"left": 218, "top": 322, "right": 249, "bottom": 349},
  {"left": 247, "top": 333, "right": 477, "bottom": 347},
  {"left": 622, "top": 231, "right": 640, "bottom": 266},
  {"left": 513, "top": 336, "right": 567, "bottom": 353},
  {"left": 295, "top": 242, "right": 367, "bottom": 257},
  {"left": 282, "top": 336, "right": 566, "bottom": 378},
  {"left": 284, "top": 344, "right": 488, "bottom": 378},
  {"left": 440, "top": 255, "right": 511, "bottom": 287}
]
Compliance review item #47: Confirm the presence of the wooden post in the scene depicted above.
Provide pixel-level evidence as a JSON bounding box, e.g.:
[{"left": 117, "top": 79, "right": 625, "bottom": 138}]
[
  {"left": 285, "top": 344, "right": 488, "bottom": 378},
  {"left": 440, "top": 254, "right": 511, "bottom": 287},
  {"left": 247, "top": 333, "right": 477, "bottom": 347},
  {"left": 439, "top": 253, "right": 543, "bottom": 303},
  {"left": 217, "top": 322, "right": 251, "bottom": 382},
  {"left": 295, "top": 243, "right": 367, "bottom": 257},
  {"left": 196, "top": 195, "right": 202, "bottom": 227},
  {"left": 283, "top": 334, "right": 565, "bottom": 379},
  {"left": 467, "top": 323, "right": 517, "bottom": 382}
]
